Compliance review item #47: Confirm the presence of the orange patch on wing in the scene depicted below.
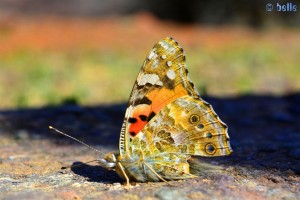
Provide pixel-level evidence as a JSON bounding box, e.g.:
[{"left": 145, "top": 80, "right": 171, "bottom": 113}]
[
  {"left": 129, "top": 105, "right": 151, "bottom": 136},
  {"left": 148, "top": 85, "right": 189, "bottom": 113},
  {"left": 129, "top": 84, "right": 189, "bottom": 137}
]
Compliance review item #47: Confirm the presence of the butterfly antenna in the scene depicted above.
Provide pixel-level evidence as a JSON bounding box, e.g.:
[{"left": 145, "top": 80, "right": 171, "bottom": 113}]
[
  {"left": 49, "top": 126, "right": 105, "bottom": 156},
  {"left": 61, "top": 159, "right": 99, "bottom": 169}
]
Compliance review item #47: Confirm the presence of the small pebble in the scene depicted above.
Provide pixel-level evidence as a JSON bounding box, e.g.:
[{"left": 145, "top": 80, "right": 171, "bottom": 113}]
[
  {"left": 155, "top": 188, "right": 187, "bottom": 200},
  {"left": 15, "top": 130, "right": 29, "bottom": 140}
]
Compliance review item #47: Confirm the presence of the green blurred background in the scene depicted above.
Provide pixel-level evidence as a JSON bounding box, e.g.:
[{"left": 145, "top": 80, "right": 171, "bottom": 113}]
[{"left": 0, "top": 0, "right": 299, "bottom": 109}]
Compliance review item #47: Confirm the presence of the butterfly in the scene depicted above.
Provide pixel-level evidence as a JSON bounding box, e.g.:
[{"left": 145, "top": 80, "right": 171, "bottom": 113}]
[{"left": 96, "top": 37, "right": 232, "bottom": 185}]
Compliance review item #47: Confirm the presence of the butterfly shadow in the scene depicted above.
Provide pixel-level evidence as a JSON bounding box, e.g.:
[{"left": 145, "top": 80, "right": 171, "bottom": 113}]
[
  {"left": 1, "top": 93, "right": 300, "bottom": 178},
  {"left": 70, "top": 161, "right": 123, "bottom": 184},
  {"left": 202, "top": 94, "right": 300, "bottom": 178}
]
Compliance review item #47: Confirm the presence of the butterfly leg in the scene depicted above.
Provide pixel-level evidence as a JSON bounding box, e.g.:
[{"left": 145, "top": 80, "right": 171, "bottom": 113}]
[
  {"left": 143, "top": 162, "right": 173, "bottom": 186},
  {"left": 117, "top": 162, "right": 130, "bottom": 186}
]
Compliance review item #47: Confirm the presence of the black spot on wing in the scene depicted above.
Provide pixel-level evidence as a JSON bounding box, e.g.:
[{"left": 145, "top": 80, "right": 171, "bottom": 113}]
[
  {"left": 168, "top": 36, "right": 174, "bottom": 41},
  {"left": 194, "top": 96, "right": 200, "bottom": 100},
  {"left": 189, "top": 81, "right": 194, "bottom": 88},
  {"left": 166, "top": 79, "right": 175, "bottom": 90},
  {"left": 133, "top": 96, "right": 152, "bottom": 106},
  {"left": 136, "top": 83, "right": 162, "bottom": 90},
  {"left": 139, "top": 115, "right": 148, "bottom": 121},
  {"left": 128, "top": 117, "right": 137, "bottom": 123},
  {"left": 184, "top": 68, "right": 189, "bottom": 75},
  {"left": 187, "top": 89, "right": 194, "bottom": 96},
  {"left": 148, "top": 111, "right": 156, "bottom": 122},
  {"left": 130, "top": 131, "right": 137, "bottom": 137},
  {"left": 161, "top": 75, "right": 175, "bottom": 90}
]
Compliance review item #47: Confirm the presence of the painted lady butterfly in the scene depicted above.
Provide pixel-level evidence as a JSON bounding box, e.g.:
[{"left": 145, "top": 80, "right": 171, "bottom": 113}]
[{"left": 98, "top": 37, "right": 232, "bottom": 185}]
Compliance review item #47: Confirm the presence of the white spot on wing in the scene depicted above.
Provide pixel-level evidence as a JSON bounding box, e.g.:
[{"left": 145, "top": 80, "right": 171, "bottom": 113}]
[
  {"left": 166, "top": 69, "right": 176, "bottom": 80},
  {"left": 161, "top": 55, "right": 167, "bottom": 60},
  {"left": 159, "top": 41, "right": 170, "bottom": 50},
  {"left": 159, "top": 40, "right": 176, "bottom": 53},
  {"left": 156, "top": 80, "right": 163, "bottom": 86},
  {"left": 151, "top": 59, "right": 159, "bottom": 69},
  {"left": 167, "top": 61, "right": 172, "bottom": 67},
  {"left": 148, "top": 49, "right": 158, "bottom": 60},
  {"left": 137, "top": 74, "right": 163, "bottom": 86}
]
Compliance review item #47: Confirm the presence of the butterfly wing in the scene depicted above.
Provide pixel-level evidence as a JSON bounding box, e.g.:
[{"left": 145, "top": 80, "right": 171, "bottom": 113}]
[
  {"left": 143, "top": 95, "right": 232, "bottom": 157},
  {"left": 128, "top": 95, "right": 232, "bottom": 180},
  {"left": 117, "top": 37, "right": 232, "bottom": 182},
  {"left": 119, "top": 37, "right": 199, "bottom": 155},
  {"left": 121, "top": 95, "right": 232, "bottom": 181}
]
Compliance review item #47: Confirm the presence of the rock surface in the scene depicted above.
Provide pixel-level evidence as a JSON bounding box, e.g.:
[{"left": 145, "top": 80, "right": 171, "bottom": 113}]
[{"left": 1, "top": 94, "right": 300, "bottom": 199}]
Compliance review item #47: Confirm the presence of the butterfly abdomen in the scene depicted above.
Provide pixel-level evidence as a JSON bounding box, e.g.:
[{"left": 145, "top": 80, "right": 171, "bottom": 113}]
[{"left": 117, "top": 148, "right": 194, "bottom": 182}]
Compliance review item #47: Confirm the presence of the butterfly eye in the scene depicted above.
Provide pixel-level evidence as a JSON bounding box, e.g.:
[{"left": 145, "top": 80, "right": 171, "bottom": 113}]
[
  {"left": 189, "top": 114, "right": 200, "bottom": 124},
  {"left": 205, "top": 143, "right": 216, "bottom": 155}
]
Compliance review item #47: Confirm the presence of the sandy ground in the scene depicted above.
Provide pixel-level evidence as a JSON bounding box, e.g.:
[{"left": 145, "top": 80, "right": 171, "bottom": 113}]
[{"left": 1, "top": 93, "right": 299, "bottom": 199}]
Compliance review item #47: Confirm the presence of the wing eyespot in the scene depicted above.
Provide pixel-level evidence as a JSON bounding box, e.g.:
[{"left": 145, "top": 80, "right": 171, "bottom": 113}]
[
  {"left": 197, "top": 123, "right": 204, "bottom": 129},
  {"left": 189, "top": 114, "right": 200, "bottom": 124},
  {"left": 205, "top": 143, "right": 216, "bottom": 155},
  {"left": 206, "top": 132, "right": 213, "bottom": 138}
]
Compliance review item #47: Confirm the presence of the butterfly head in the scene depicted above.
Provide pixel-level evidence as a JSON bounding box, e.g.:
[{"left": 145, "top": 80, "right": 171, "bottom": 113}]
[{"left": 98, "top": 153, "right": 118, "bottom": 169}]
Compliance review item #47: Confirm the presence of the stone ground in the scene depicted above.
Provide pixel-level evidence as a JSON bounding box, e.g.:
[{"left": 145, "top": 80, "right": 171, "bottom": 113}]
[{"left": 0, "top": 93, "right": 300, "bottom": 200}]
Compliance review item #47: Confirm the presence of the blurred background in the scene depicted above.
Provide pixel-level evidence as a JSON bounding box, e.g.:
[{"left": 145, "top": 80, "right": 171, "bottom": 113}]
[{"left": 0, "top": 0, "right": 299, "bottom": 109}]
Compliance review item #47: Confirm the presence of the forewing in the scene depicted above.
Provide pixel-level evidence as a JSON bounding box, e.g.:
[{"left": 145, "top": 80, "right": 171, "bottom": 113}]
[{"left": 119, "top": 37, "right": 199, "bottom": 155}]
